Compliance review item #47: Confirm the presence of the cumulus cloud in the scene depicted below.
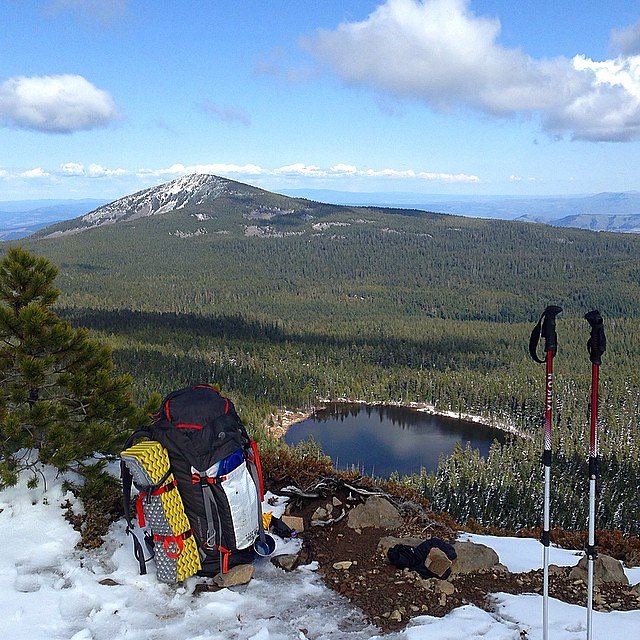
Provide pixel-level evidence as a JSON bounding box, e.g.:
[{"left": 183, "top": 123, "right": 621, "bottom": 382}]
[
  {"left": 610, "top": 20, "right": 640, "bottom": 56},
  {"left": 6, "top": 160, "right": 478, "bottom": 189},
  {"left": 144, "top": 163, "right": 265, "bottom": 178},
  {"left": 87, "top": 164, "right": 127, "bottom": 177},
  {"left": 61, "top": 162, "right": 86, "bottom": 176},
  {"left": 307, "top": 0, "right": 640, "bottom": 142},
  {"left": 200, "top": 101, "right": 251, "bottom": 127},
  {"left": 139, "top": 161, "right": 478, "bottom": 183},
  {"left": 59, "top": 162, "right": 127, "bottom": 177},
  {"left": 20, "top": 168, "right": 50, "bottom": 178},
  {"left": 263, "top": 162, "right": 478, "bottom": 182},
  {"left": 0, "top": 75, "right": 119, "bottom": 133}
]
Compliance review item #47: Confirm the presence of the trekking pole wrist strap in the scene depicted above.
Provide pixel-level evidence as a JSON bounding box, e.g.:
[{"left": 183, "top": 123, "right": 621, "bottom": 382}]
[
  {"left": 529, "top": 305, "right": 562, "bottom": 363},
  {"left": 585, "top": 310, "right": 606, "bottom": 365}
]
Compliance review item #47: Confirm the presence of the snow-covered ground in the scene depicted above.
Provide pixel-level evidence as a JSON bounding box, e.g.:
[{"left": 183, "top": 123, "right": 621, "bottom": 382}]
[{"left": 2, "top": 466, "right": 639, "bottom": 640}]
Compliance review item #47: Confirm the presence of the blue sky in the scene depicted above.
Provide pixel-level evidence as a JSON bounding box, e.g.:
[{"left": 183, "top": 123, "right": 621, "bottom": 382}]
[{"left": 1, "top": 0, "right": 640, "bottom": 200}]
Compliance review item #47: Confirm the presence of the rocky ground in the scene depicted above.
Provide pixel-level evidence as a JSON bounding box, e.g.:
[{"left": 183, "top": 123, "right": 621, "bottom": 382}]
[{"left": 269, "top": 479, "right": 640, "bottom": 635}]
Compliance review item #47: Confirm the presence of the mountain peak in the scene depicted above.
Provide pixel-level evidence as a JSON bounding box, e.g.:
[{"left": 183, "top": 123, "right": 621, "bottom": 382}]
[{"left": 81, "top": 173, "right": 232, "bottom": 225}]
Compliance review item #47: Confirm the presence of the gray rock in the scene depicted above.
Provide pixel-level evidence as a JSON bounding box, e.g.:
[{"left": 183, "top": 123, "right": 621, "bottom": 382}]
[
  {"left": 436, "top": 580, "right": 455, "bottom": 595},
  {"left": 311, "top": 506, "right": 329, "bottom": 521},
  {"left": 426, "top": 547, "right": 453, "bottom": 578},
  {"left": 451, "top": 541, "right": 501, "bottom": 574},
  {"left": 346, "top": 496, "right": 403, "bottom": 530},
  {"left": 280, "top": 515, "right": 304, "bottom": 533},
  {"left": 213, "top": 563, "right": 254, "bottom": 587},
  {"left": 568, "top": 554, "right": 629, "bottom": 586},
  {"left": 271, "top": 554, "right": 300, "bottom": 572}
]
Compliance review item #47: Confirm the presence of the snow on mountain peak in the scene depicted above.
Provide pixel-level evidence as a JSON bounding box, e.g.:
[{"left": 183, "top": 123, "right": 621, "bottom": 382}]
[{"left": 81, "top": 174, "right": 231, "bottom": 226}]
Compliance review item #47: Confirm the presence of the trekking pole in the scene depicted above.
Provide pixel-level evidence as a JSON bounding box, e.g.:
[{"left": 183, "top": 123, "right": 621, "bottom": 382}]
[
  {"left": 529, "top": 305, "right": 562, "bottom": 640},
  {"left": 584, "top": 310, "right": 605, "bottom": 640}
]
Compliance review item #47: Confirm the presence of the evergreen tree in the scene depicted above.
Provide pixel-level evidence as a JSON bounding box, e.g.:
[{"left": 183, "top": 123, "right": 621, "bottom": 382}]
[{"left": 0, "top": 247, "right": 144, "bottom": 489}]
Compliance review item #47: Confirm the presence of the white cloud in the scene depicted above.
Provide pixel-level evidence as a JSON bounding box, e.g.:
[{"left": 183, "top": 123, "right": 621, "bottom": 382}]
[
  {"left": 271, "top": 163, "right": 480, "bottom": 182},
  {"left": 4, "top": 161, "right": 479, "bottom": 192},
  {"left": 0, "top": 74, "right": 119, "bottom": 133},
  {"left": 330, "top": 164, "right": 358, "bottom": 174},
  {"left": 308, "top": 0, "right": 640, "bottom": 142},
  {"left": 87, "top": 164, "right": 127, "bottom": 177},
  {"left": 610, "top": 20, "right": 640, "bottom": 56},
  {"left": 61, "top": 162, "right": 86, "bottom": 176},
  {"left": 274, "top": 163, "right": 327, "bottom": 176},
  {"left": 418, "top": 171, "right": 479, "bottom": 183},
  {"left": 144, "top": 163, "right": 266, "bottom": 178},
  {"left": 543, "top": 55, "right": 640, "bottom": 141},
  {"left": 121, "top": 161, "right": 482, "bottom": 186},
  {"left": 59, "top": 162, "right": 128, "bottom": 177},
  {"left": 20, "top": 167, "right": 50, "bottom": 178},
  {"left": 143, "top": 161, "right": 479, "bottom": 184}
]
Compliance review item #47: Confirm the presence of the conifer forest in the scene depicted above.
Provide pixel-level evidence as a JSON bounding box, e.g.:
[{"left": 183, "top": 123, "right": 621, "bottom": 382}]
[{"left": 11, "top": 194, "right": 640, "bottom": 536}]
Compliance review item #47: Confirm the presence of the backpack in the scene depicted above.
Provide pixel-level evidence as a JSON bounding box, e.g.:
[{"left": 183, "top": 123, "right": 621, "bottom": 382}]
[
  {"left": 121, "top": 384, "right": 266, "bottom": 582},
  {"left": 387, "top": 538, "right": 457, "bottom": 580}
]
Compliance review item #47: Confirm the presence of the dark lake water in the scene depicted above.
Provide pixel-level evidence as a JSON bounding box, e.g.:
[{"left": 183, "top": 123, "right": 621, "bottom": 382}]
[{"left": 284, "top": 403, "right": 509, "bottom": 478}]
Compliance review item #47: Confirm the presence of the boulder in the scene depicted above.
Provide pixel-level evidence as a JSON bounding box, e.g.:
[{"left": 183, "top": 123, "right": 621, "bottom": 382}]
[
  {"left": 213, "top": 563, "right": 254, "bottom": 587},
  {"left": 426, "top": 547, "right": 453, "bottom": 578},
  {"left": 280, "top": 515, "right": 304, "bottom": 533},
  {"left": 346, "top": 496, "right": 403, "bottom": 530},
  {"left": 451, "top": 541, "right": 501, "bottom": 574},
  {"left": 568, "top": 554, "right": 629, "bottom": 586},
  {"left": 271, "top": 554, "right": 301, "bottom": 572}
]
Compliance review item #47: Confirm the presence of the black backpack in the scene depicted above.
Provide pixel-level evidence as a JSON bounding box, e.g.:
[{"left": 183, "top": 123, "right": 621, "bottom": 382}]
[{"left": 121, "top": 384, "right": 266, "bottom": 579}]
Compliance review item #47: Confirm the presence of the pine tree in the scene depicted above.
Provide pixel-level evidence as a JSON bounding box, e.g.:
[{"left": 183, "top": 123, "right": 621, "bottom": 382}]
[{"left": 0, "top": 247, "right": 144, "bottom": 489}]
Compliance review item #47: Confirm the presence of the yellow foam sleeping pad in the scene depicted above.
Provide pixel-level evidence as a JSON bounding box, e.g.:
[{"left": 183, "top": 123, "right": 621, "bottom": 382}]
[{"left": 121, "top": 440, "right": 201, "bottom": 582}]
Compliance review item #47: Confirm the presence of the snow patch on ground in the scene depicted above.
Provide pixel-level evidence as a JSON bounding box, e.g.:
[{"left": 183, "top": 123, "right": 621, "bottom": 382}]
[{"left": 2, "top": 468, "right": 639, "bottom": 640}]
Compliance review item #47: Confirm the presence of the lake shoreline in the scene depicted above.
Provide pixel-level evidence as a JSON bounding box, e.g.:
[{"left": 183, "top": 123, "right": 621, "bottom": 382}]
[{"left": 266, "top": 399, "right": 523, "bottom": 441}]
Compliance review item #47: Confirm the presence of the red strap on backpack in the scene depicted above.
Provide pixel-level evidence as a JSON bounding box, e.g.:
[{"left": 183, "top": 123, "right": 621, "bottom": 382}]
[
  {"left": 153, "top": 530, "right": 194, "bottom": 559},
  {"left": 135, "top": 480, "right": 177, "bottom": 528},
  {"left": 217, "top": 545, "right": 232, "bottom": 573}
]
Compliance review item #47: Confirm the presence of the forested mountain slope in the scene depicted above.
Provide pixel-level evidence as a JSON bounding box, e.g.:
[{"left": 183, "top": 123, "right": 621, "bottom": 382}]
[
  {"left": 9, "top": 174, "right": 640, "bottom": 534},
  {"left": 24, "top": 174, "right": 640, "bottom": 324}
]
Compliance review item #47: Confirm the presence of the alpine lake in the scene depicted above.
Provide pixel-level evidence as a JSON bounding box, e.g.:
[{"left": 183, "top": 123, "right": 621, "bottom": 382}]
[{"left": 284, "top": 403, "right": 509, "bottom": 478}]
